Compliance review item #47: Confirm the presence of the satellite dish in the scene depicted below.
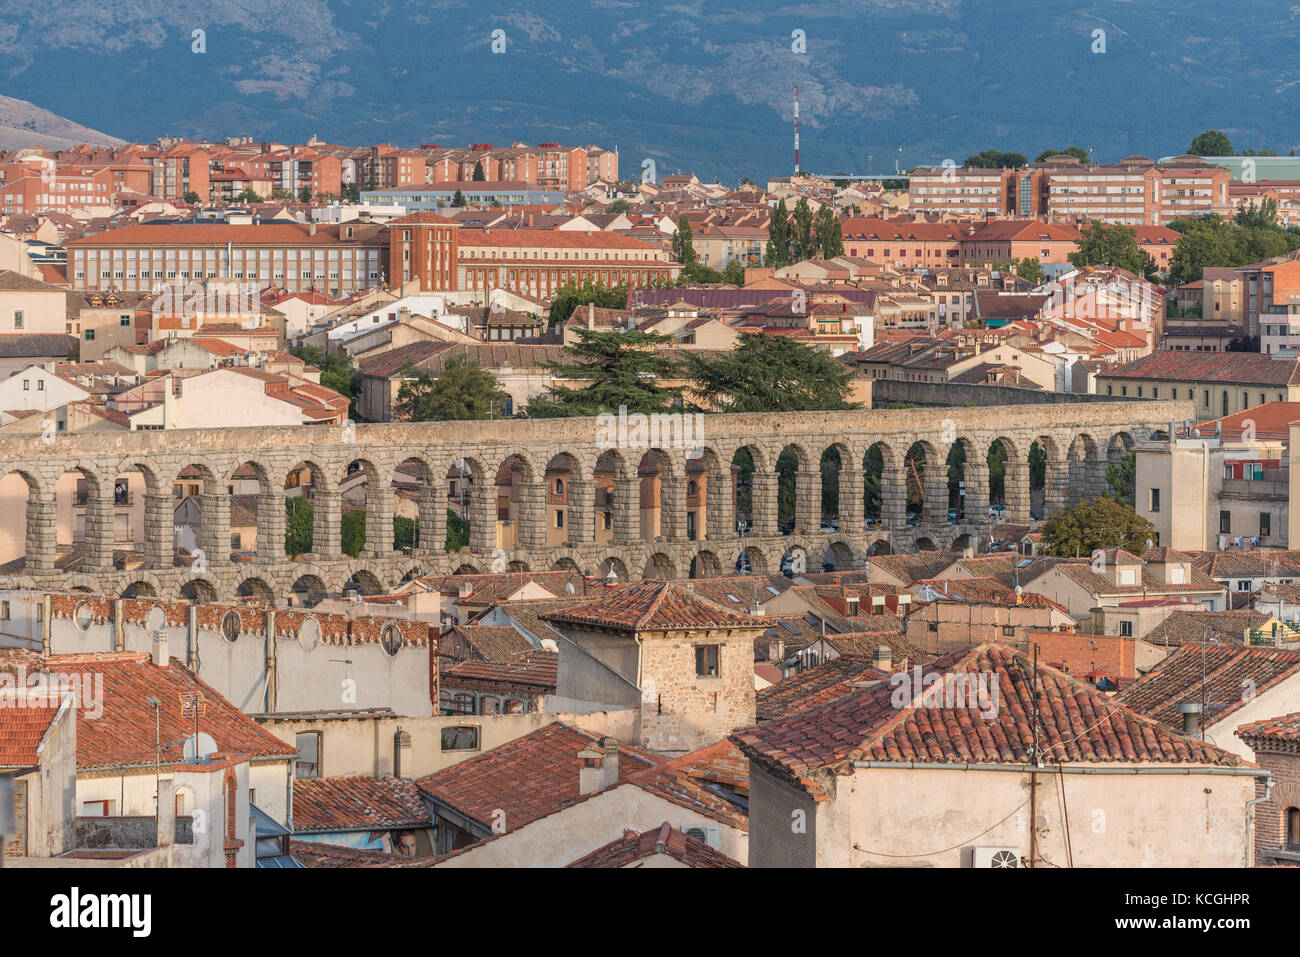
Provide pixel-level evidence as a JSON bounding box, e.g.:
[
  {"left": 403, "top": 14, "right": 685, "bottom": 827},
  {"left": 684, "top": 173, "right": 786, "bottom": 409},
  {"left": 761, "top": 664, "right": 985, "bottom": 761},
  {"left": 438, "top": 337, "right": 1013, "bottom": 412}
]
[
  {"left": 540, "top": 638, "right": 558, "bottom": 652},
  {"left": 564, "top": 582, "right": 575, "bottom": 596},
  {"left": 145, "top": 606, "right": 166, "bottom": 634},
  {"left": 183, "top": 732, "right": 219, "bottom": 763},
  {"left": 1014, "top": 585, "right": 1023, "bottom": 597}
]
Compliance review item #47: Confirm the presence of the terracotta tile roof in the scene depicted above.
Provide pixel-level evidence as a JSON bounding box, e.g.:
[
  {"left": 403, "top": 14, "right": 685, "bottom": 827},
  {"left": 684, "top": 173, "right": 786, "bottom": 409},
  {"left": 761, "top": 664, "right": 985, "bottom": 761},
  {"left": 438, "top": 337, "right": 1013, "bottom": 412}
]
[
  {"left": 626, "top": 740, "right": 750, "bottom": 830},
  {"left": 565, "top": 822, "right": 743, "bottom": 868},
  {"left": 0, "top": 269, "right": 63, "bottom": 292},
  {"left": 292, "top": 776, "right": 430, "bottom": 832},
  {"left": 64, "top": 222, "right": 385, "bottom": 248},
  {"left": 540, "top": 580, "right": 768, "bottom": 632},
  {"left": 451, "top": 624, "right": 534, "bottom": 663},
  {"left": 415, "top": 723, "right": 660, "bottom": 833},
  {"left": 0, "top": 698, "right": 65, "bottom": 768},
  {"left": 441, "top": 648, "right": 558, "bottom": 693},
  {"left": 1191, "top": 401, "right": 1300, "bottom": 441},
  {"left": 732, "top": 643, "right": 1242, "bottom": 797},
  {"left": 756, "top": 657, "right": 891, "bottom": 722},
  {"left": 1101, "top": 350, "right": 1300, "bottom": 386},
  {"left": 868, "top": 552, "right": 964, "bottom": 585},
  {"left": 1039, "top": 559, "right": 1225, "bottom": 597},
  {"left": 1236, "top": 711, "right": 1300, "bottom": 747},
  {"left": 288, "top": 840, "right": 398, "bottom": 868},
  {"left": 24, "top": 652, "right": 295, "bottom": 770},
  {"left": 1117, "top": 644, "right": 1300, "bottom": 731},
  {"left": 1142, "top": 609, "right": 1276, "bottom": 648}
]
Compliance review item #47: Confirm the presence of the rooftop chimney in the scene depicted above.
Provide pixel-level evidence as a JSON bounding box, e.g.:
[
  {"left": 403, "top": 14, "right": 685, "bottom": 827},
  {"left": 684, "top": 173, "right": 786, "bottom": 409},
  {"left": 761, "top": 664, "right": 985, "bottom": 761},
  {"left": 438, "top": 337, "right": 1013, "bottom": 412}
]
[
  {"left": 601, "top": 736, "right": 619, "bottom": 789},
  {"left": 151, "top": 629, "right": 168, "bottom": 667},
  {"left": 873, "top": 644, "right": 892, "bottom": 672},
  {"left": 586, "top": 302, "right": 595, "bottom": 330},
  {"left": 1176, "top": 701, "right": 1204, "bottom": 736},
  {"left": 308, "top": 222, "right": 317, "bottom": 237}
]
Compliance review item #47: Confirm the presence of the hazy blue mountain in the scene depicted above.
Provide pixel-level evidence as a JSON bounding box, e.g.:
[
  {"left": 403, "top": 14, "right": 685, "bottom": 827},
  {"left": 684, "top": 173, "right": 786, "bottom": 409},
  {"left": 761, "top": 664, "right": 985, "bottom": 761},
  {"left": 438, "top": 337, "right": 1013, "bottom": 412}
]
[{"left": 1, "top": 0, "right": 1296, "bottom": 182}]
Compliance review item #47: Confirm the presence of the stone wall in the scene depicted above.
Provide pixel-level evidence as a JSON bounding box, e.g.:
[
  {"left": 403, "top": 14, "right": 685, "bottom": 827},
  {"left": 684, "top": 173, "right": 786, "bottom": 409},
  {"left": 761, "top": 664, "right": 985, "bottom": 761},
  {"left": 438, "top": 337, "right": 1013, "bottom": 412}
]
[
  {"left": 0, "top": 403, "right": 1191, "bottom": 598},
  {"left": 872, "top": 379, "right": 1133, "bottom": 408}
]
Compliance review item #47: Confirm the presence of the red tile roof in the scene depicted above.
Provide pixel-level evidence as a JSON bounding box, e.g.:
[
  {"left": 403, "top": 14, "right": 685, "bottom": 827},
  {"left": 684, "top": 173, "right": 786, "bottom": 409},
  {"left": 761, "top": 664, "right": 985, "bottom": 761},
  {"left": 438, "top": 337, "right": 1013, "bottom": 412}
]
[
  {"left": 292, "top": 776, "right": 430, "bottom": 832},
  {"left": 731, "top": 643, "right": 1243, "bottom": 797},
  {"left": 756, "top": 657, "right": 891, "bottom": 721},
  {"left": 565, "top": 822, "right": 743, "bottom": 868},
  {"left": 441, "top": 648, "right": 558, "bottom": 693},
  {"left": 1102, "top": 350, "right": 1300, "bottom": 386},
  {"left": 288, "top": 840, "right": 398, "bottom": 868},
  {"left": 1191, "top": 401, "right": 1300, "bottom": 441},
  {"left": 0, "top": 698, "right": 65, "bottom": 768},
  {"left": 1237, "top": 711, "right": 1300, "bottom": 747},
  {"left": 1117, "top": 644, "right": 1300, "bottom": 731},
  {"left": 540, "top": 580, "right": 768, "bottom": 632},
  {"left": 415, "top": 723, "right": 660, "bottom": 833},
  {"left": 626, "top": 740, "right": 750, "bottom": 830},
  {"left": 33, "top": 652, "right": 295, "bottom": 770}
]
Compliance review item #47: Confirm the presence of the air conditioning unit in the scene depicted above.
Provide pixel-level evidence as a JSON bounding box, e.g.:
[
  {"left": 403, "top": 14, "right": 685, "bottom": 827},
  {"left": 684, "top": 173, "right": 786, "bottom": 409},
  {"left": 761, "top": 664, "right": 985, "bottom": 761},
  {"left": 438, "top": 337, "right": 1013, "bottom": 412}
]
[
  {"left": 682, "top": 824, "right": 720, "bottom": 850},
  {"left": 967, "top": 846, "right": 1021, "bottom": 868}
]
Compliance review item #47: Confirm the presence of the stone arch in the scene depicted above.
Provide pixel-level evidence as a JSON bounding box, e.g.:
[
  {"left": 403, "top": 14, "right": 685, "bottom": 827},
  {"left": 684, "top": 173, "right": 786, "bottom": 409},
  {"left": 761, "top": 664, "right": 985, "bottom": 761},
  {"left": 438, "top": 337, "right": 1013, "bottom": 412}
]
[
  {"left": 943, "top": 436, "right": 979, "bottom": 523},
  {"left": 689, "top": 549, "right": 721, "bottom": 579},
  {"left": 950, "top": 532, "right": 973, "bottom": 552},
  {"left": 62, "top": 573, "right": 100, "bottom": 594},
  {"left": 903, "top": 439, "right": 941, "bottom": 525},
  {"left": 823, "top": 539, "right": 855, "bottom": 571},
  {"left": 541, "top": 451, "right": 584, "bottom": 549},
  {"left": 867, "top": 538, "right": 892, "bottom": 556},
  {"left": 121, "top": 575, "right": 162, "bottom": 598},
  {"left": 342, "top": 567, "right": 383, "bottom": 595},
  {"left": 862, "top": 441, "right": 898, "bottom": 527},
  {"left": 914, "top": 536, "right": 938, "bottom": 552},
  {"left": 818, "top": 442, "right": 850, "bottom": 530},
  {"left": 1068, "top": 433, "right": 1102, "bottom": 504},
  {"left": 235, "top": 576, "right": 275, "bottom": 604},
  {"left": 685, "top": 445, "right": 724, "bottom": 542},
  {"left": 594, "top": 555, "right": 629, "bottom": 581},
  {"left": 986, "top": 435, "right": 1024, "bottom": 519},
  {"left": 291, "top": 574, "right": 327, "bottom": 607},
  {"left": 643, "top": 552, "right": 676, "bottom": 580},
  {"left": 551, "top": 556, "right": 581, "bottom": 573},
  {"left": 453, "top": 562, "right": 483, "bottom": 575},
  {"left": 731, "top": 544, "right": 768, "bottom": 576},
  {"left": 180, "top": 577, "right": 218, "bottom": 603}
]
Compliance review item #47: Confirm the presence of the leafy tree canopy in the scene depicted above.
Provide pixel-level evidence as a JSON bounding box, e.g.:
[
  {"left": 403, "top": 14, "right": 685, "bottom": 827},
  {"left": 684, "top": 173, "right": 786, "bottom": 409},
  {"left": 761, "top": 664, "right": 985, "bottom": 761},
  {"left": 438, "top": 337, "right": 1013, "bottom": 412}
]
[
  {"left": 963, "top": 149, "right": 1027, "bottom": 169},
  {"left": 1187, "top": 130, "right": 1233, "bottom": 157},
  {"left": 523, "top": 328, "right": 685, "bottom": 417},
  {"left": 546, "top": 278, "right": 629, "bottom": 329},
  {"left": 686, "top": 333, "right": 859, "bottom": 413},
  {"left": 1068, "top": 222, "right": 1157, "bottom": 279},
  {"left": 1034, "top": 146, "right": 1089, "bottom": 163},
  {"left": 1039, "top": 496, "right": 1155, "bottom": 557},
  {"left": 395, "top": 353, "right": 510, "bottom": 421}
]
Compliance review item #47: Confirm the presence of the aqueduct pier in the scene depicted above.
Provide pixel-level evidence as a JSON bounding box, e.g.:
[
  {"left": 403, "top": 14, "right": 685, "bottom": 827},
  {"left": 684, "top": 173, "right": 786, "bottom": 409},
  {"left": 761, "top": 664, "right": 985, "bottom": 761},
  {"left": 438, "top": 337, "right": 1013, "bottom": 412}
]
[{"left": 0, "top": 401, "right": 1192, "bottom": 603}]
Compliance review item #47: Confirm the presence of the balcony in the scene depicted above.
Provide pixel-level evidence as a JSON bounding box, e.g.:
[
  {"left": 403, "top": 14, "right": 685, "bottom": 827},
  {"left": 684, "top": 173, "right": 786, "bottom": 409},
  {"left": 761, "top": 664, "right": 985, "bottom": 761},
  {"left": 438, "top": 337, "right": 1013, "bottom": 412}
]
[{"left": 1220, "top": 473, "right": 1289, "bottom": 501}]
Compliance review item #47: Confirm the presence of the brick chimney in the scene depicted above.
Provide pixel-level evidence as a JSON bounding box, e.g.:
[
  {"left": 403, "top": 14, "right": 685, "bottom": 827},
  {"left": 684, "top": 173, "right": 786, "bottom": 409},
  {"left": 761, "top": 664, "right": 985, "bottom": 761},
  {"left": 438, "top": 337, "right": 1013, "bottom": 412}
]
[{"left": 601, "top": 736, "right": 619, "bottom": 789}]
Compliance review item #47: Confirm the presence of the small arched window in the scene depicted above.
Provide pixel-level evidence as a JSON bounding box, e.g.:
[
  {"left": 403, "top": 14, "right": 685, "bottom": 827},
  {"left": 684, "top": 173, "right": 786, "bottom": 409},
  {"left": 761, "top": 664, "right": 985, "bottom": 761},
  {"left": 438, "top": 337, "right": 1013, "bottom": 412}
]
[
  {"left": 555, "top": 478, "right": 564, "bottom": 495},
  {"left": 1287, "top": 807, "right": 1300, "bottom": 849},
  {"left": 687, "top": 481, "right": 697, "bottom": 496}
]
